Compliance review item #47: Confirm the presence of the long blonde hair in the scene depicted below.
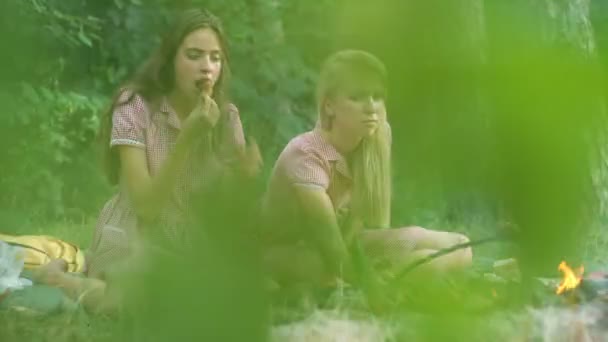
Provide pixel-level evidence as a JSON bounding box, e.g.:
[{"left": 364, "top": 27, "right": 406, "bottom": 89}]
[{"left": 317, "top": 50, "right": 392, "bottom": 228}]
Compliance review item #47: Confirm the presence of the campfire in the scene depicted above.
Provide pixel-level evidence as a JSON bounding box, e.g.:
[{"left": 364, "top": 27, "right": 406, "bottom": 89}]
[
  {"left": 555, "top": 261, "right": 584, "bottom": 295},
  {"left": 544, "top": 260, "right": 608, "bottom": 308}
]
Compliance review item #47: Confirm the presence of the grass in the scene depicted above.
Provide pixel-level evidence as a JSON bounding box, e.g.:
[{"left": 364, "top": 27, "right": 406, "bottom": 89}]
[{"left": 2, "top": 213, "right": 608, "bottom": 341}]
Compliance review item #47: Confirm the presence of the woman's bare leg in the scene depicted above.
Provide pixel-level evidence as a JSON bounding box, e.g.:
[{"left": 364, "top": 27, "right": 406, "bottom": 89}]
[
  {"left": 30, "top": 259, "right": 114, "bottom": 314},
  {"left": 360, "top": 226, "right": 473, "bottom": 274},
  {"left": 400, "top": 226, "right": 472, "bottom": 270}
]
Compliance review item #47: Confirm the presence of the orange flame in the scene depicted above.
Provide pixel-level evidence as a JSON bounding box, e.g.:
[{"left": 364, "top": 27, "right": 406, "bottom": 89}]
[{"left": 556, "top": 261, "right": 584, "bottom": 295}]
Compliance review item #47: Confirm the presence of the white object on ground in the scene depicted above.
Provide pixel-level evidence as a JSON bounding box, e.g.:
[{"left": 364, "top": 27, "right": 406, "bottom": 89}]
[
  {"left": 529, "top": 304, "right": 605, "bottom": 341},
  {"left": 0, "top": 241, "right": 33, "bottom": 294},
  {"left": 272, "top": 309, "right": 393, "bottom": 342}
]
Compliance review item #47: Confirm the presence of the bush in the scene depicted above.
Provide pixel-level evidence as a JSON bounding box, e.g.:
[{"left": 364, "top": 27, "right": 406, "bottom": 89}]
[{"left": 0, "top": 0, "right": 325, "bottom": 222}]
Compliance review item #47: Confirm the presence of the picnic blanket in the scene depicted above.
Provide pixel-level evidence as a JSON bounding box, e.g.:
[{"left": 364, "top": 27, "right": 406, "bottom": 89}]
[
  {"left": 0, "top": 233, "right": 86, "bottom": 273},
  {"left": 0, "top": 240, "right": 77, "bottom": 315}
]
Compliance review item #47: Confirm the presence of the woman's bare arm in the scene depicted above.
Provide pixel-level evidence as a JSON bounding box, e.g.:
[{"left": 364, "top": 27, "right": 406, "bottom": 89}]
[
  {"left": 119, "top": 97, "right": 217, "bottom": 222},
  {"left": 293, "top": 185, "right": 351, "bottom": 277}
]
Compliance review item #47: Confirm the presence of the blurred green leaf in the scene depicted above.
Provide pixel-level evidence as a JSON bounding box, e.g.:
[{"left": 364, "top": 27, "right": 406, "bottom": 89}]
[{"left": 78, "top": 28, "right": 92, "bottom": 47}]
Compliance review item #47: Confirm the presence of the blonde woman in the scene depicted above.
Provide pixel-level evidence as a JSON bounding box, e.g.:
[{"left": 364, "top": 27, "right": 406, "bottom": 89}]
[{"left": 260, "top": 50, "right": 472, "bottom": 286}]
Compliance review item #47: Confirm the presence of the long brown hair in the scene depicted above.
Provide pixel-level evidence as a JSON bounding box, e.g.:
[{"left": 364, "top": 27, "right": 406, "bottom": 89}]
[
  {"left": 317, "top": 50, "right": 392, "bottom": 228},
  {"left": 98, "top": 8, "right": 232, "bottom": 185}
]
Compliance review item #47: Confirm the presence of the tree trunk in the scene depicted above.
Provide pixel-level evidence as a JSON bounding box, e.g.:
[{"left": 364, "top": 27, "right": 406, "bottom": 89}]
[
  {"left": 336, "top": 0, "right": 602, "bottom": 273},
  {"left": 485, "top": 0, "right": 601, "bottom": 278},
  {"left": 332, "top": 0, "right": 490, "bottom": 221},
  {"left": 589, "top": 0, "right": 608, "bottom": 219}
]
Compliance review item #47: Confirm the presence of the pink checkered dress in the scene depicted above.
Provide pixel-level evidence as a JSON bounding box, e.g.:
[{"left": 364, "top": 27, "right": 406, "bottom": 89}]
[
  {"left": 261, "top": 126, "right": 416, "bottom": 264},
  {"left": 260, "top": 128, "right": 354, "bottom": 244},
  {"left": 87, "top": 90, "right": 246, "bottom": 278}
]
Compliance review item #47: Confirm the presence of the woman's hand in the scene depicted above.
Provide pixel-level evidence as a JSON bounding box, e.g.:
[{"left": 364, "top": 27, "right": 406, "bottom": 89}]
[
  {"left": 120, "top": 95, "right": 220, "bottom": 221},
  {"left": 182, "top": 95, "right": 220, "bottom": 138},
  {"left": 293, "top": 185, "right": 351, "bottom": 277}
]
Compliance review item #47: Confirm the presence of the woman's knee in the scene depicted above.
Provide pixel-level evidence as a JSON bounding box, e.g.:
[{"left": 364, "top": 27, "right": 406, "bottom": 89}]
[
  {"left": 397, "top": 226, "right": 453, "bottom": 251},
  {"left": 364, "top": 227, "right": 473, "bottom": 271},
  {"left": 394, "top": 226, "right": 430, "bottom": 248},
  {"left": 400, "top": 226, "right": 428, "bottom": 239},
  {"left": 413, "top": 232, "right": 473, "bottom": 270}
]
